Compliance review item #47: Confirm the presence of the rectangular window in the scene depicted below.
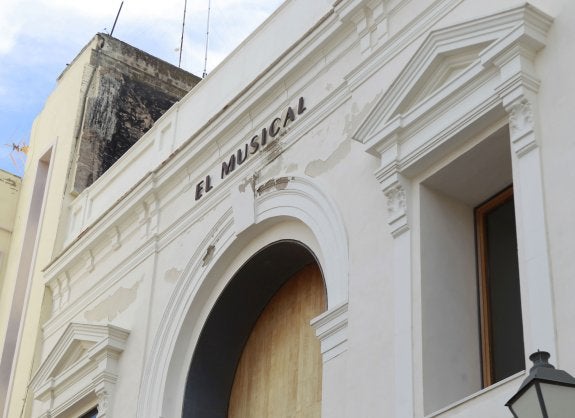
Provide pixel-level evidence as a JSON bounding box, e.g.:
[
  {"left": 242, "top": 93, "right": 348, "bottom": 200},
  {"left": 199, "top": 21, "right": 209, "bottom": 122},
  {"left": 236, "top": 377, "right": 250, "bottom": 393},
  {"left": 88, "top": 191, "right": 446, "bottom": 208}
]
[
  {"left": 475, "top": 186, "right": 525, "bottom": 387},
  {"left": 420, "top": 126, "right": 519, "bottom": 413}
]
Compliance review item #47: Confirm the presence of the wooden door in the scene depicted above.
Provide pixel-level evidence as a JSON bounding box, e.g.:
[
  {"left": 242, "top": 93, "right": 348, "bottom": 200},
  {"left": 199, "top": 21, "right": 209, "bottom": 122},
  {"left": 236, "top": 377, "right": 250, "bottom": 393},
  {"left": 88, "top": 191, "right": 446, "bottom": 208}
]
[{"left": 228, "top": 263, "right": 326, "bottom": 418}]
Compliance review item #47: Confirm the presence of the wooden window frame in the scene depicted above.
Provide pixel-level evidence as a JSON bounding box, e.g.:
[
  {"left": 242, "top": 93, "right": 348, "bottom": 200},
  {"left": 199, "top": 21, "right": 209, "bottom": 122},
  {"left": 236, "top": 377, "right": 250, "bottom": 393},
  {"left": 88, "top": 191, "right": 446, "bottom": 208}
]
[{"left": 475, "top": 186, "right": 515, "bottom": 387}]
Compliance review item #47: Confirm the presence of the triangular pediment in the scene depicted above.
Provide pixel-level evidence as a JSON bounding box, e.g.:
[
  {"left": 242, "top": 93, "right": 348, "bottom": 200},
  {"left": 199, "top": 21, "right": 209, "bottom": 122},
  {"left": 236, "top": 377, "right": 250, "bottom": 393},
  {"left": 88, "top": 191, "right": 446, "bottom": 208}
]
[
  {"left": 31, "top": 323, "right": 130, "bottom": 399},
  {"left": 353, "top": 4, "right": 551, "bottom": 151},
  {"left": 392, "top": 42, "right": 490, "bottom": 117},
  {"left": 50, "top": 339, "right": 95, "bottom": 377}
]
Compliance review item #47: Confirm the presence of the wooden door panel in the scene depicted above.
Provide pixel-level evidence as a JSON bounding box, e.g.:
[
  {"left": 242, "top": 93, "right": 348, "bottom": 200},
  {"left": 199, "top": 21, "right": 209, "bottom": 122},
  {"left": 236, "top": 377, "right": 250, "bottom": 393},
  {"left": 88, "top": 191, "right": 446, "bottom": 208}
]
[{"left": 228, "top": 263, "right": 325, "bottom": 418}]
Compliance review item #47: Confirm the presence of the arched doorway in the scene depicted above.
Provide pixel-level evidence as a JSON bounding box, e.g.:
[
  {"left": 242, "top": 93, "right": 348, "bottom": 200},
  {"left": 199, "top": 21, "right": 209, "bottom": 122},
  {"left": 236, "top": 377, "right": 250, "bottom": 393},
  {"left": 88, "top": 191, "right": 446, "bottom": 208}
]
[
  {"left": 182, "top": 241, "right": 326, "bottom": 418},
  {"left": 228, "top": 262, "right": 324, "bottom": 417}
]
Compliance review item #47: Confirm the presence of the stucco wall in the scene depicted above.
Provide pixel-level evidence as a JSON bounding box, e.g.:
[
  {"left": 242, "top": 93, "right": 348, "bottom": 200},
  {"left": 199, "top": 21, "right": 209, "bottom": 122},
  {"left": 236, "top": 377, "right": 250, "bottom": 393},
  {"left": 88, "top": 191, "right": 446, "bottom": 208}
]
[{"left": 4, "top": 1, "right": 575, "bottom": 418}]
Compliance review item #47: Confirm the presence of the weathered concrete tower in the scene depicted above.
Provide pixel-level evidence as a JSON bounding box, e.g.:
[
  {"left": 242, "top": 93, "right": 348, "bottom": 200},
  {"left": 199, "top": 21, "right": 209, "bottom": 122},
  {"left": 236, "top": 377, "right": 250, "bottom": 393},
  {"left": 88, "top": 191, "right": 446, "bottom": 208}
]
[{"left": 71, "top": 34, "right": 201, "bottom": 193}]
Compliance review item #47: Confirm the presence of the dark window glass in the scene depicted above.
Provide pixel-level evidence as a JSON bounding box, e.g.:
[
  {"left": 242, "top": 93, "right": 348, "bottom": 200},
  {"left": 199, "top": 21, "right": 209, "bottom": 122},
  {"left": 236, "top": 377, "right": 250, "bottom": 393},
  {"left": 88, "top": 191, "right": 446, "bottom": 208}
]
[
  {"left": 476, "top": 187, "right": 525, "bottom": 386},
  {"left": 80, "top": 407, "right": 98, "bottom": 418}
]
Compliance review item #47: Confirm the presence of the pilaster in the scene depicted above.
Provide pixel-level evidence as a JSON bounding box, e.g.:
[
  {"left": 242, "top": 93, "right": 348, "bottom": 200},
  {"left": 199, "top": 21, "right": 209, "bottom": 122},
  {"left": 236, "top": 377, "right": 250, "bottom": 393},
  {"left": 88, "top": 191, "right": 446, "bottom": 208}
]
[
  {"left": 497, "top": 75, "right": 557, "bottom": 363},
  {"left": 377, "top": 171, "right": 414, "bottom": 418},
  {"left": 311, "top": 302, "right": 349, "bottom": 418}
]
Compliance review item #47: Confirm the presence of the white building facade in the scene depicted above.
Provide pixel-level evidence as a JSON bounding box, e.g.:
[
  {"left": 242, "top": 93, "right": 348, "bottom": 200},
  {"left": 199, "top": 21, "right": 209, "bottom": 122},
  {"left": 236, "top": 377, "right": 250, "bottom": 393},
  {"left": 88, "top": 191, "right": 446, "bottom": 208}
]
[{"left": 3, "top": 0, "right": 575, "bottom": 417}]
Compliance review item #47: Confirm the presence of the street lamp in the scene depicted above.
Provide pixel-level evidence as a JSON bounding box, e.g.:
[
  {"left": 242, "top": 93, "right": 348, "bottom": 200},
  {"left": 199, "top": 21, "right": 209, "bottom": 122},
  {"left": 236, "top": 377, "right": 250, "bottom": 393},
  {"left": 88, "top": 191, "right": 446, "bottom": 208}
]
[{"left": 506, "top": 351, "right": 575, "bottom": 417}]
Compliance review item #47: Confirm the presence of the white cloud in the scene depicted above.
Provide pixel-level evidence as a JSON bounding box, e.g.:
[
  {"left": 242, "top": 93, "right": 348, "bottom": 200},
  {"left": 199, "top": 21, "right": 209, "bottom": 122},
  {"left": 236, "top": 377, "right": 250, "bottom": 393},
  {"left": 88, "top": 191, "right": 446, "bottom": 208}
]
[
  {"left": 0, "top": 0, "right": 284, "bottom": 175},
  {"left": 0, "top": 0, "right": 24, "bottom": 55}
]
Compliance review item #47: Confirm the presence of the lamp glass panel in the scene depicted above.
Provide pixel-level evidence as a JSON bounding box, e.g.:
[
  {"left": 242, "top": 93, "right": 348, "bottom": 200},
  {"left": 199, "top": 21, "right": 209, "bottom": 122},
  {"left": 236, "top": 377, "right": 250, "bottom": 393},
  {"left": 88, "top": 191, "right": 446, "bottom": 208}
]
[
  {"left": 540, "top": 383, "right": 575, "bottom": 418},
  {"left": 510, "top": 385, "right": 543, "bottom": 418}
]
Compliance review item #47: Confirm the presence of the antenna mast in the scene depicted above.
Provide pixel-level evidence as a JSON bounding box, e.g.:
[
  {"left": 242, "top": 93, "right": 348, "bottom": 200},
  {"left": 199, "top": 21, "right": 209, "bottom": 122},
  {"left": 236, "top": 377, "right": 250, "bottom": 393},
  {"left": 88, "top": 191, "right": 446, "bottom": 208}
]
[
  {"left": 203, "top": 0, "right": 212, "bottom": 77},
  {"left": 178, "top": 0, "right": 188, "bottom": 68},
  {"left": 110, "top": 1, "right": 124, "bottom": 37}
]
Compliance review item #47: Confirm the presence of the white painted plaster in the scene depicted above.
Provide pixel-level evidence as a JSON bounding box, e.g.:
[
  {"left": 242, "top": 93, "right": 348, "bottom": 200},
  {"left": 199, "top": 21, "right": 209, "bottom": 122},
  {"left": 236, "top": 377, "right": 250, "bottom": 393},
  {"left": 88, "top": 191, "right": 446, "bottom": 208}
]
[{"left": 7, "top": 2, "right": 575, "bottom": 418}]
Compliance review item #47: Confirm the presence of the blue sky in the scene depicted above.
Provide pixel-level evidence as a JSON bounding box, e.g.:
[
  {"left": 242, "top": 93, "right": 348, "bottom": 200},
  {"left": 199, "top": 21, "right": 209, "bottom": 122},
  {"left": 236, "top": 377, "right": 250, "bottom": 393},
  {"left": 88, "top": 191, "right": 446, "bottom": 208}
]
[{"left": 0, "top": 0, "right": 283, "bottom": 176}]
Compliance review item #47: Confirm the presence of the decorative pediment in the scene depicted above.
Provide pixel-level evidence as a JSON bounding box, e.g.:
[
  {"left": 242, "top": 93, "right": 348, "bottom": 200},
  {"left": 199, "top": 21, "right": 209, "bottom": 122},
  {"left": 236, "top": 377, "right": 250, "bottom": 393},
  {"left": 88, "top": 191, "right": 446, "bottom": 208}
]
[
  {"left": 392, "top": 42, "right": 490, "bottom": 117},
  {"left": 31, "top": 323, "right": 129, "bottom": 418},
  {"left": 353, "top": 4, "right": 553, "bottom": 158},
  {"left": 50, "top": 340, "right": 95, "bottom": 378}
]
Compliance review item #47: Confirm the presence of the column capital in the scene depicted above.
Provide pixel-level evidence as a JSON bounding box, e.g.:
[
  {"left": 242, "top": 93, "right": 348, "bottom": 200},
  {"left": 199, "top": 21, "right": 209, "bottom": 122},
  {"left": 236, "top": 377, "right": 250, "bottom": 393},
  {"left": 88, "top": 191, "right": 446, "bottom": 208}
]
[
  {"left": 384, "top": 182, "right": 408, "bottom": 237},
  {"left": 505, "top": 96, "right": 538, "bottom": 157},
  {"left": 96, "top": 389, "right": 110, "bottom": 418}
]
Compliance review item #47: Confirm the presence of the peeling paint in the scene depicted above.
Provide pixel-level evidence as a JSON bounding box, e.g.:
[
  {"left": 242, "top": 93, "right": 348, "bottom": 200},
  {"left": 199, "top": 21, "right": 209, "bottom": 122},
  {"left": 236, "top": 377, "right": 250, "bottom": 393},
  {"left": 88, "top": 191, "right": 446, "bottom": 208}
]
[
  {"left": 238, "top": 173, "right": 259, "bottom": 194},
  {"left": 263, "top": 141, "right": 283, "bottom": 165},
  {"left": 285, "top": 163, "right": 298, "bottom": 173},
  {"left": 84, "top": 280, "right": 140, "bottom": 321},
  {"left": 164, "top": 267, "right": 181, "bottom": 284},
  {"left": 202, "top": 245, "right": 215, "bottom": 267},
  {"left": 238, "top": 179, "right": 248, "bottom": 193},
  {"left": 343, "top": 93, "right": 383, "bottom": 138},
  {"left": 256, "top": 177, "right": 292, "bottom": 195},
  {"left": 275, "top": 177, "right": 290, "bottom": 190},
  {"left": 305, "top": 139, "right": 351, "bottom": 178},
  {"left": 250, "top": 174, "right": 258, "bottom": 194}
]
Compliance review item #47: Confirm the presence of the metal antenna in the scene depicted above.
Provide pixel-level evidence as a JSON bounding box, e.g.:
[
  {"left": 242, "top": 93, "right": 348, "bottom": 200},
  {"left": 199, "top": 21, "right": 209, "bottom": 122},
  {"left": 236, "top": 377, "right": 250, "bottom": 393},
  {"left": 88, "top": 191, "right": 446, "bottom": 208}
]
[
  {"left": 203, "top": 0, "right": 212, "bottom": 77},
  {"left": 178, "top": 0, "right": 188, "bottom": 68},
  {"left": 110, "top": 1, "right": 124, "bottom": 37}
]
